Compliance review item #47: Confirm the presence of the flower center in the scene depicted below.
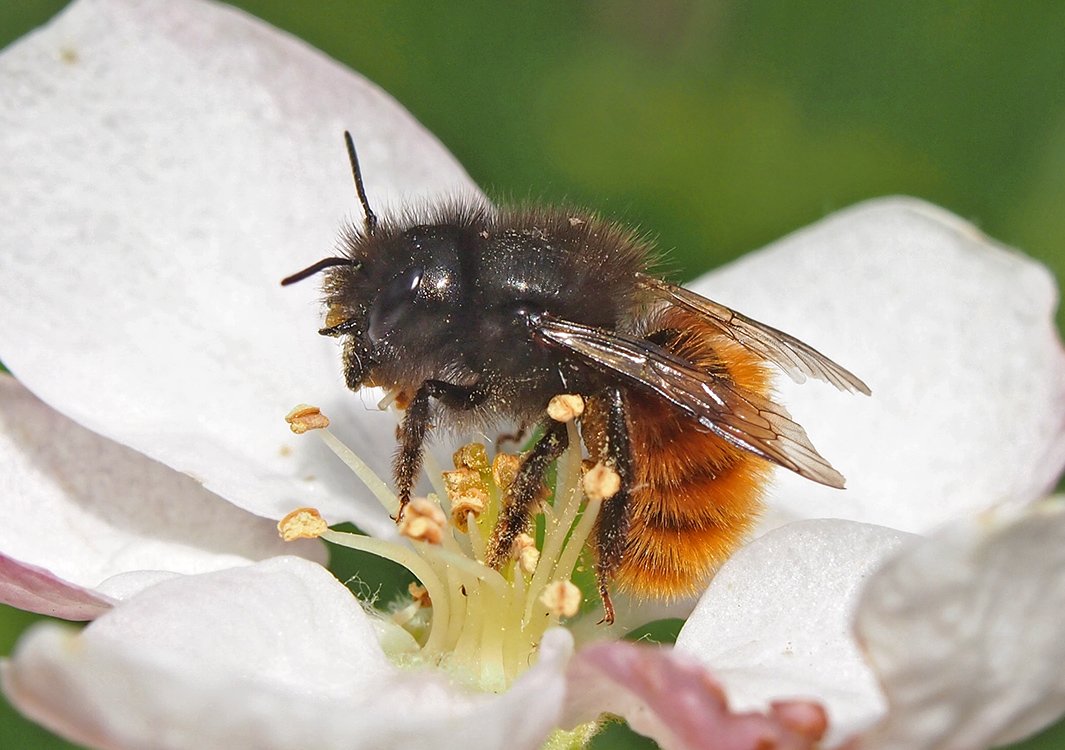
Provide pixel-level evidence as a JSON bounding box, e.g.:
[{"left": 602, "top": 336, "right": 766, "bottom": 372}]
[{"left": 279, "top": 403, "right": 602, "bottom": 693}]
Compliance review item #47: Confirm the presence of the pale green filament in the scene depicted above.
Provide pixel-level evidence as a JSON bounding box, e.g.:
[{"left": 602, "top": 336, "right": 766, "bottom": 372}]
[
  {"left": 309, "top": 421, "right": 601, "bottom": 692},
  {"left": 317, "top": 429, "right": 397, "bottom": 516}
]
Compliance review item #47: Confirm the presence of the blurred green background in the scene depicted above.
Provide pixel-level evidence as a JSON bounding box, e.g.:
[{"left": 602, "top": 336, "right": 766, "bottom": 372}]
[{"left": 2, "top": 1, "right": 1064, "bottom": 748}]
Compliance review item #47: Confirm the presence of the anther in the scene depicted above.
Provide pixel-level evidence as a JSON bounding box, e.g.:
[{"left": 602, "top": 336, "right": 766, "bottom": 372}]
[
  {"left": 540, "top": 580, "right": 581, "bottom": 618},
  {"left": 397, "top": 498, "right": 448, "bottom": 545},
  {"left": 442, "top": 465, "right": 489, "bottom": 531},
  {"left": 547, "top": 394, "right": 584, "bottom": 422},
  {"left": 285, "top": 404, "right": 330, "bottom": 434},
  {"left": 451, "top": 493, "right": 487, "bottom": 531},
  {"left": 492, "top": 453, "right": 521, "bottom": 492},
  {"left": 408, "top": 582, "right": 432, "bottom": 608},
  {"left": 583, "top": 462, "right": 621, "bottom": 502},
  {"left": 453, "top": 442, "right": 490, "bottom": 472},
  {"left": 278, "top": 507, "right": 328, "bottom": 541},
  {"left": 513, "top": 533, "right": 540, "bottom": 574}
]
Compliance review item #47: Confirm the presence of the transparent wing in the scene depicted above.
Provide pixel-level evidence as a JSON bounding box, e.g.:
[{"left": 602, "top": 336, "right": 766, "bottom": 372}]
[
  {"left": 536, "top": 316, "right": 847, "bottom": 488},
  {"left": 637, "top": 273, "right": 871, "bottom": 395}
]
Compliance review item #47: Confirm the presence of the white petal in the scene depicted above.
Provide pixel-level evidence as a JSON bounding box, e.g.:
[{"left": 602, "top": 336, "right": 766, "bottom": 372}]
[
  {"left": 856, "top": 500, "right": 1065, "bottom": 750},
  {"left": 0, "top": 0, "right": 482, "bottom": 536},
  {"left": 0, "top": 375, "right": 324, "bottom": 602},
  {"left": 674, "top": 519, "right": 913, "bottom": 745},
  {"left": 3, "top": 557, "right": 572, "bottom": 750},
  {"left": 692, "top": 198, "right": 1065, "bottom": 534}
]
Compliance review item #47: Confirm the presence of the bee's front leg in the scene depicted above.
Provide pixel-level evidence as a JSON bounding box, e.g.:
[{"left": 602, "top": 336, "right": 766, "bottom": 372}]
[{"left": 394, "top": 379, "right": 485, "bottom": 520}]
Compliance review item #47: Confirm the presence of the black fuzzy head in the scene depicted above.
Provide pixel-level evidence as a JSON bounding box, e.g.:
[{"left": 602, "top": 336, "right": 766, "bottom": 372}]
[{"left": 282, "top": 132, "right": 655, "bottom": 427}]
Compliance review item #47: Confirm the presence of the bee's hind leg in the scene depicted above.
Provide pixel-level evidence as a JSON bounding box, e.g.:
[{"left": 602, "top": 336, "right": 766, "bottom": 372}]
[
  {"left": 485, "top": 418, "right": 569, "bottom": 567},
  {"left": 587, "top": 387, "right": 633, "bottom": 626}
]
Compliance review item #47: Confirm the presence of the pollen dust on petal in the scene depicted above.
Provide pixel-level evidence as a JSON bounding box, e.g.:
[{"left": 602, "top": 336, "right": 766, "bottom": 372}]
[{"left": 278, "top": 507, "right": 328, "bottom": 541}]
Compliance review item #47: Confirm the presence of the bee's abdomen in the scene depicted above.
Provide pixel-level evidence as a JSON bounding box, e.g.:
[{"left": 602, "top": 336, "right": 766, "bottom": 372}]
[{"left": 615, "top": 310, "right": 773, "bottom": 599}]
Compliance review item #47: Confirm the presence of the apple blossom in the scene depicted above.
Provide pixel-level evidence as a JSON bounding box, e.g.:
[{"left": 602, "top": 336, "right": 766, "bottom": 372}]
[{"left": 2, "top": 2, "right": 1065, "bottom": 750}]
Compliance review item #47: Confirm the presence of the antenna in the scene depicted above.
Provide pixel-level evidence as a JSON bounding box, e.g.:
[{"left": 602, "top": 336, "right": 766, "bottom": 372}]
[
  {"left": 344, "top": 130, "right": 378, "bottom": 235},
  {"left": 280, "top": 257, "right": 357, "bottom": 286}
]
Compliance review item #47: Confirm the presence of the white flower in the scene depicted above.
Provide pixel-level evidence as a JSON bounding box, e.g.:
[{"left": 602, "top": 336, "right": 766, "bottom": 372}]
[{"left": 2, "top": 2, "right": 1064, "bottom": 749}]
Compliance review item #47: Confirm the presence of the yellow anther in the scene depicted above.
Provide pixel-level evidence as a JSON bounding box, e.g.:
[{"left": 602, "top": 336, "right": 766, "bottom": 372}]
[
  {"left": 277, "top": 507, "right": 328, "bottom": 541},
  {"left": 539, "top": 580, "right": 581, "bottom": 618},
  {"left": 492, "top": 452, "right": 521, "bottom": 492},
  {"left": 285, "top": 404, "right": 330, "bottom": 434},
  {"left": 547, "top": 394, "right": 584, "bottom": 423},
  {"left": 583, "top": 462, "right": 621, "bottom": 502},
  {"left": 513, "top": 533, "right": 540, "bottom": 574},
  {"left": 398, "top": 498, "right": 448, "bottom": 545},
  {"left": 408, "top": 582, "right": 432, "bottom": 608},
  {"left": 451, "top": 493, "right": 487, "bottom": 531},
  {"left": 453, "top": 442, "right": 490, "bottom": 472}
]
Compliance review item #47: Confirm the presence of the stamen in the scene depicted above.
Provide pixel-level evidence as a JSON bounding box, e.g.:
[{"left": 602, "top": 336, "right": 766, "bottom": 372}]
[
  {"left": 443, "top": 467, "right": 488, "bottom": 532},
  {"left": 512, "top": 533, "right": 540, "bottom": 575},
  {"left": 540, "top": 580, "right": 582, "bottom": 619},
  {"left": 321, "top": 528, "right": 451, "bottom": 653},
  {"left": 285, "top": 404, "right": 330, "bottom": 433},
  {"left": 277, "top": 507, "right": 327, "bottom": 541},
  {"left": 453, "top": 442, "right": 490, "bottom": 472},
  {"left": 408, "top": 582, "right": 432, "bottom": 608},
  {"left": 451, "top": 494, "right": 486, "bottom": 531},
  {"left": 398, "top": 498, "right": 447, "bottom": 545},
  {"left": 491, "top": 453, "right": 520, "bottom": 492},
  {"left": 284, "top": 405, "right": 606, "bottom": 693},
  {"left": 316, "top": 430, "right": 398, "bottom": 515},
  {"left": 583, "top": 462, "right": 621, "bottom": 502},
  {"left": 547, "top": 393, "right": 585, "bottom": 422}
]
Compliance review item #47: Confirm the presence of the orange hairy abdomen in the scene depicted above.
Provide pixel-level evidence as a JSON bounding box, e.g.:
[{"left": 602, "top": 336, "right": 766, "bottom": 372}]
[{"left": 615, "top": 309, "right": 773, "bottom": 598}]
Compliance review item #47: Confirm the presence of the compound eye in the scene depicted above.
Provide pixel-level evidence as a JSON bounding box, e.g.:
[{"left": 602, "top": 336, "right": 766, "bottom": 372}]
[
  {"left": 368, "top": 266, "right": 423, "bottom": 343},
  {"left": 507, "top": 300, "right": 545, "bottom": 326}
]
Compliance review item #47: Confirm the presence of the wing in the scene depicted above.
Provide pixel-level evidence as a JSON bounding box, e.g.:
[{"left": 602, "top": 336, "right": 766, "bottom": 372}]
[
  {"left": 535, "top": 316, "right": 847, "bottom": 488},
  {"left": 637, "top": 273, "right": 871, "bottom": 396}
]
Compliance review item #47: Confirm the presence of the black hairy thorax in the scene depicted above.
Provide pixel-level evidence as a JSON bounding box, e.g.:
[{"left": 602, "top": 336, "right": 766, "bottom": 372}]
[{"left": 323, "top": 201, "right": 655, "bottom": 427}]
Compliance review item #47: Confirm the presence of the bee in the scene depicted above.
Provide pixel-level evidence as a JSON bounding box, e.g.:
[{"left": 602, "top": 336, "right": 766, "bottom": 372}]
[{"left": 283, "top": 133, "right": 869, "bottom": 623}]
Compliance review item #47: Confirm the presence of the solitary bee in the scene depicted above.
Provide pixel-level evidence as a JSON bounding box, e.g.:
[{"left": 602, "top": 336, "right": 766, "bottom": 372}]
[{"left": 284, "top": 133, "right": 869, "bottom": 623}]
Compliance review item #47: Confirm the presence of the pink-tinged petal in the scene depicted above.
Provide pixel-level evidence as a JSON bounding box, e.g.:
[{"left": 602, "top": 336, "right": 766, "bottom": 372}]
[
  {"left": 0, "top": 0, "right": 482, "bottom": 537},
  {"left": 691, "top": 198, "right": 1065, "bottom": 535},
  {"left": 0, "top": 375, "right": 324, "bottom": 602},
  {"left": 561, "top": 640, "right": 828, "bottom": 750},
  {"left": 856, "top": 500, "right": 1065, "bottom": 750},
  {"left": 675, "top": 519, "right": 914, "bottom": 745},
  {"left": 0, "top": 554, "right": 112, "bottom": 620},
  {"left": 2, "top": 557, "right": 573, "bottom": 750}
]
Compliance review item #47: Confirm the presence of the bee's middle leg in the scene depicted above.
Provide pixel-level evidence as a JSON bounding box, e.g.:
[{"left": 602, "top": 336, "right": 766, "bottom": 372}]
[{"left": 485, "top": 418, "right": 569, "bottom": 567}]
